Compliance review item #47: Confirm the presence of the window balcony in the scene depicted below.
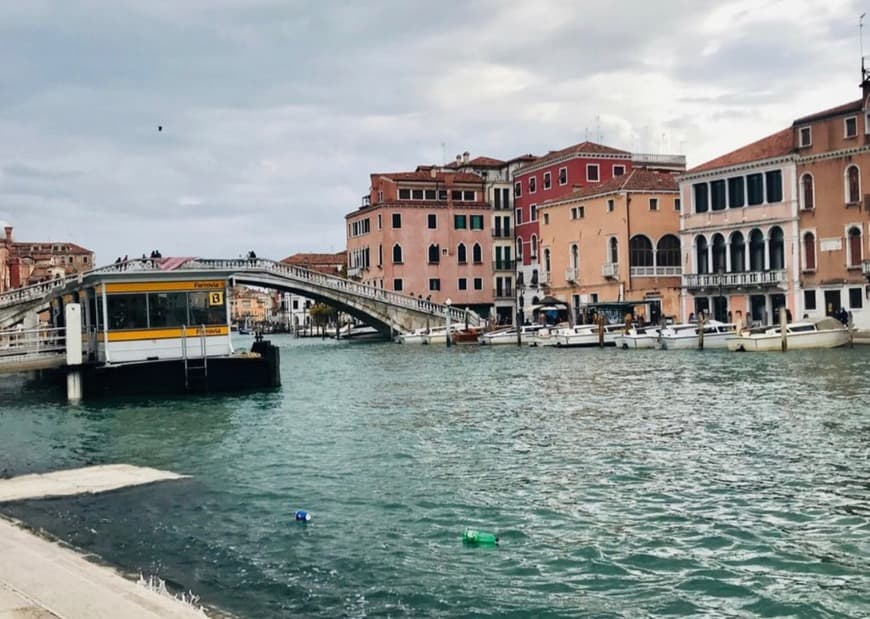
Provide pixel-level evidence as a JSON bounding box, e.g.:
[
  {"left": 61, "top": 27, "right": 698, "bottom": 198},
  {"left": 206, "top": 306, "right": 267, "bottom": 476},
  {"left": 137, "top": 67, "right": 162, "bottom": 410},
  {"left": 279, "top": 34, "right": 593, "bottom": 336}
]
[
  {"left": 630, "top": 266, "right": 681, "bottom": 277},
  {"left": 565, "top": 267, "right": 578, "bottom": 283},
  {"left": 863, "top": 259, "right": 870, "bottom": 278},
  {"left": 491, "top": 227, "right": 512, "bottom": 238},
  {"left": 602, "top": 262, "right": 619, "bottom": 279},
  {"left": 494, "top": 288, "right": 514, "bottom": 300},
  {"left": 494, "top": 260, "right": 516, "bottom": 272},
  {"left": 683, "top": 269, "right": 786, "bottom": 290}
]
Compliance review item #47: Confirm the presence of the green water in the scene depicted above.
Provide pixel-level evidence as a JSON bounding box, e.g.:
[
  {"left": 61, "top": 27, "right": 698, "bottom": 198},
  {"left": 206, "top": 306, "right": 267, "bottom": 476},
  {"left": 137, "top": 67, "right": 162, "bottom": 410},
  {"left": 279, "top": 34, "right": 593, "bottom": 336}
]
[{"left": 1, "top": 336, "right": 869, "bottom": 617}]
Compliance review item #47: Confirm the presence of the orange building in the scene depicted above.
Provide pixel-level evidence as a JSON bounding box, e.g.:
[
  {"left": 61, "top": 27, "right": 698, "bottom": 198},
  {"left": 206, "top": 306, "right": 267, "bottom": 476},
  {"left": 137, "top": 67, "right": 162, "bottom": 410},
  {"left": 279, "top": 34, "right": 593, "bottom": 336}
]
[
  {"left": 344, "top": 167, "right": 493, "bottom": 314},
  {"left": 538, "top": 169, "right": 682, "bottom": 323},
  {"left": 2, "top": 224, "right": 95, "bottom": 292}
]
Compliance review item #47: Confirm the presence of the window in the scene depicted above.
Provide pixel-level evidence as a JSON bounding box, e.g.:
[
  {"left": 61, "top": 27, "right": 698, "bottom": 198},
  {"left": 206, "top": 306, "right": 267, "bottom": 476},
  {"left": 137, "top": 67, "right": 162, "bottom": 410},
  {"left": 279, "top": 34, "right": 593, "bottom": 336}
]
[
  {"left": 377, "top": 214, "right": 382, "bottom": 229},
  {"left": 607, "top": 199, "right": 615, "bottom": 213},
  {"left": 630, "top": 235, "right": 653, "bottom": 267},
  {"left": 412, "top": 189, "right": 424, "bottom": 200},
  {"left": 83, "top": 256, "right": 89, "bottom": 264},
  {"left": 711, "top": 180, "right": 726, "bottom": 210},
  {"left": 516, "top": 237, "right": 523, "bottom": 259},
  {"left": 543, "top": 213, "right": 549, "bottom": 225},
  {"left": 799, "top": 126, "right": 812, "bottom": 147},
  {"left": 457, "top": 243, "right": 467, "bottom": 263},
  {"left": 747, "top": 174, "right": 764, "bottom": 205},
  {"left": 454, "top": 214, "right": 467, "bottom": 229},
  {"left": 451, "top": 190, "right": 462, "bottom": 201},
  {"left": 694, "top": 183, "right": 709, "bottom": 213},
  {"left": 712, "top": 234, "right": 727, "bottom": 273},
  {"left": 570, "top": 244, "right": 579, "bottom": 270},
  {"left": 472, "top": 243, "right": 482, "bottom": 263},
  {"left": 393, "top": 278, "right": 403, "bottom": 291},
  {"left": 148, "top": 292, "right": 188, "bottom": 328},
  {"left": 392, "top": 213, "right": 402, "bottom": 228},
  {"left": 804, "top": 289, "right": 816, "bottom": 311},
  {"left": 515, "top": 208, "right": 522, "bottom": 225},
  {"left": 428, "top": 213, "right": 437, "bottom": 229},
  {"left": 848, "top": 226, "right": 862, "bottom": 267},
  {"left": 613, "top": 165, "right": 625, "bottom": 177},
  {"left": 765, "top": 170, "right": 783, "bottom": 203},
  {"left": 803, "top": 232, "right": 816, "bottom": 270},
  {"left": 378, "top": 244, "right": 383, "bottom": 266},
  {"left": 845, "top": 116, "right": 858, "bottom": 138},
  {"left": 728, "top": 177, "right": 745, "bottom": 208},
  {"left": 425, "top": 189, "right": 436, "bottom": 200},
  {"left": 107, "top": 294, "right": 149, "bottom": 330},
  {"left": 530, "top": 205, "right": 537, "bottom": 221},
  {"left": 850, "top": 287, "right": 863, "bottom": 309},
  {"left": 392, "top": 244, "right": 403, "bottom": 263},
  {"left": 657, "top": 235, "right": 681, "bottom": 267},
  {"left": 846, "top": 165, "right": 861, "bottom": 204},
  {"left": 458, "top": 278, "right": 467, "bottom": 290},
  {"left": 429, "top": 278, "right": 441, "bottom": 291},
  {"left": 801, "top": 174, "right": 814, "bottom": 210},
  {"left": 529, "top": 177, "right": 536, "bottom": 193},
  {"left": 428, "top": 244, "right": 440, "bottom": 263},
  {"left": 609, "top": 237, "right": 618, "bottom": 264},
  {"left": 749, "top": 229, "right": 764, "bottom": 271},
  {"left": 649, "top": 197, "right": 659, "bottom": 211},
  {"left": 473, "top": 278, "right": 483, "bottom": 290},
  {"left": 189, "top": 292, "right": 226, "bottom": 326},
  {"left": 514, "top": 182, "right": 522, "bottom": 197},
  {"left": 559, "top": 167, "right": 568, "bottom": 185},
  {"left": 530, "top": 235, "right": 538, "bottom": 259},
  {"left": 571, "top": 206, "right": 585, "bottom": 219},
  {"left": 399, "top": 188, "right": 411, "bottom": 199},
  {"left": 543, "top": 172, "right": 551, "bottom": 189},
  {"left": 439, "top": 189, "right": 448, "bottom": 201},
  {"left": 463, "top": 191, "right": 475, "bottom": 201},
  {"left": 470, "top": 215, "right": 484, "bottom": 230},
  {"left": 769, "top": 226, "right": 785, "bottom": 270},
  {"left": 674, "top": 198, "right": 681, "bottom": 211},
  {"left": 587, "top": 164, "right": 599, "bottom": 182}
]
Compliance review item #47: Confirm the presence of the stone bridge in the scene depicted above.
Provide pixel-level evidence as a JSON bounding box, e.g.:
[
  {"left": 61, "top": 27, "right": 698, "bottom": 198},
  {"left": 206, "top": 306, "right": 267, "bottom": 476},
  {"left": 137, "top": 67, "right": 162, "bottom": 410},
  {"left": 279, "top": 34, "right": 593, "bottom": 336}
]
[{"left": 0, "top": 258, "right": 481, "bottom": 334}]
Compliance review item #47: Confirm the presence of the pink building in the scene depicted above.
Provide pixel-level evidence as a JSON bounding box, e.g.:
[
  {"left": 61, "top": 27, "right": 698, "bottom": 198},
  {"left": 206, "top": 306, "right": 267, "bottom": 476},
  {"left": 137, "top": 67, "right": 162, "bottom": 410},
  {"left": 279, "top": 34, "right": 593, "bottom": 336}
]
[{"left": 345, "top": 167, "right": 493, "bottom": 314}]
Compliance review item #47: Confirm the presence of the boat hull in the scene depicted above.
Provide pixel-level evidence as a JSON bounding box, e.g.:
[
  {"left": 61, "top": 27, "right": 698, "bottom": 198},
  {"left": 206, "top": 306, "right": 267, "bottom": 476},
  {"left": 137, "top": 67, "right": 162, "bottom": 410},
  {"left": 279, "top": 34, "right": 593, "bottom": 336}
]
[{"left": 727, "top": 329, "right": 850, "bottom": 352}]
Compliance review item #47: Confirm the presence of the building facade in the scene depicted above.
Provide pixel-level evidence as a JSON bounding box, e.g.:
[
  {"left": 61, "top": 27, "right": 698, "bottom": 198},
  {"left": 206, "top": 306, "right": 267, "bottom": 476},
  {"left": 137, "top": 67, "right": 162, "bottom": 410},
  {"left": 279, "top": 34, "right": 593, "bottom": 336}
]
[
  {"left": 278, "top": 252, "right": 346, "bottom": 330},
  {"left": 539, "top": 169, "right": 682, "bottom": 323},
  {"left": 678, "top": 130, "right": 799, "bottom": 326},
  {"left": 345, "top": 167, "right": 493, "bottom": 315},
  {"left": 2, "top": 225, "right": 95, "bottom": 293}
]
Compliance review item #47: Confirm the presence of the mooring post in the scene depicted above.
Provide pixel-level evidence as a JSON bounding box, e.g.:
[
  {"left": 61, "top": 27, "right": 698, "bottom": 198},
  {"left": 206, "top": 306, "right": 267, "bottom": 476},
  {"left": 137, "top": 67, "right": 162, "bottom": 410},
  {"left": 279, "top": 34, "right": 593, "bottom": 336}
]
[
  {"left": 698, "top": 312, "right": 705, "bottom": 350},
  {"left": 780, "top": 306, "right": 788, "bottom": 352},
  {"left": 65, "top": 303, "right": 83, "bottom": 403}
]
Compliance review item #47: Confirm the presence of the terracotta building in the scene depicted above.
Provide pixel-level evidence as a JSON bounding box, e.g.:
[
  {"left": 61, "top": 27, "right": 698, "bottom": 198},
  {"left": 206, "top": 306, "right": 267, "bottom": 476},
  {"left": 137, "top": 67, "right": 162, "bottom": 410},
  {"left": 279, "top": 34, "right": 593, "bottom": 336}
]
[
  {"left": 1, "top": 224, "right": 95, "bottom": 293},
  {"left": 344, "top": 166, "right": 493, "bottom": 315},
  {"left": 539, "top": 169, "right": 682, "bottom": 323}
]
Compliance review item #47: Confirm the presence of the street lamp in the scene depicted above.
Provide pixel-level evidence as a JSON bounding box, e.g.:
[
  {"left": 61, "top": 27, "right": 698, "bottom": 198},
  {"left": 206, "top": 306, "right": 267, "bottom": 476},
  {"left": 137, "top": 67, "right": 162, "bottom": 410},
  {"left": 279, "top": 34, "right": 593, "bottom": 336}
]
[{"left": 445, "top": 298, "right": 452, "bottom": 348}]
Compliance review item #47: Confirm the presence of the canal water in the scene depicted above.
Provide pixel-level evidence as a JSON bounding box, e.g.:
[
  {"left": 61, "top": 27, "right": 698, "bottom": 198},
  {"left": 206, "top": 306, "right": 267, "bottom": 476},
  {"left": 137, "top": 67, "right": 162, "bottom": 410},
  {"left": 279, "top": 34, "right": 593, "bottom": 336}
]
[{"left": 1, "top": 336, "right": 869, "bottom": 617}]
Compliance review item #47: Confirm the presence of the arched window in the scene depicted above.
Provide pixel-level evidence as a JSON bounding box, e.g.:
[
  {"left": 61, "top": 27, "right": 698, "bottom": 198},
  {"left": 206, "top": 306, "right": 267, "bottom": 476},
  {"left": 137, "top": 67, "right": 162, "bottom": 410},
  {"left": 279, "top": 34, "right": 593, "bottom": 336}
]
[
  {"left": 846, "top": 165, "right": 861, "bottom": 204},
  {"left": 630, "top": 235, "right": 653, "bottom": 267},
  {"left": 848, "top": 226, "right": 862, "bottom": 266},
  {"left": 472, "top": 243, "right": 482, "bottom": 264},
  {"left": 712, "top": 233, "right": 727, "bottom": 273},
  {"left": 769, "top": 226, "right": 784, "bottom": 270},
  {"left": 515, "top": 237, "right": 523, "bottom": 259},
  {"left": 695, "top": 236, "right": 709, "bottom": 274},
  {"left": 570, "top": 244, "right": 579, "bottom": 269},
  {"left": 656, "top": 235, "right": 679, "bottom": 268},
  {"left": 749, "top": 229, "right": 765, "bottom": 271},
  {"left": 729, "top": 232, "right": 745, "bottom": 273},
  {"left": 609, "top": 237, "right": 619, "bottom": 264},
  {"left": 801, "top": 174, "right": 814, "bottom": 210},
  {"left": 457, "top": 243, "right": 467, "bottom": 264},
  {"left": 392, "top": 244, "right": 403, "bottom": 263},
  {"left": 544, "top": 248, "right": 551, "bottom": 273},
  {"left": 428, "top": 244, "right": 440, "bottom": 263},
  {"left": 803, "top": 232, "right": 816, "bottom": 270},
  {"left": 530, "top": 234, "right": 538, "bottom": 260}
]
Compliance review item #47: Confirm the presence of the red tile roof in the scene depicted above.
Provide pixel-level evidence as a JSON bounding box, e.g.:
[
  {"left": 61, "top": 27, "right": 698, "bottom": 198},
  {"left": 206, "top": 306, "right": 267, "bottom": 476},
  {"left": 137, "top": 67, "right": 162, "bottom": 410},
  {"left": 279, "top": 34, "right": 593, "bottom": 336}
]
[
  {"left": 794, "top": 99, "right": 862, "bottom": 125},
  {"left": 545, "top": 169, "right": 677, "bottom": 203},
  {"left": 11, "top": 241, "right": 93, "bottom": 256},
  {"left": 371, "top": 170, "right": 484, "bottom": 183},
  {"left": 517, "top": 141, "right": 630, "bottom": 173},
  {"left": 281, "top": 252, "right": 346, "bottom": 266},
  {"left": 466, "top": 156, "right": 506, "bottom": 167},
  {"left": 686, "top": 128, "right": 794, "bottom": 174}
]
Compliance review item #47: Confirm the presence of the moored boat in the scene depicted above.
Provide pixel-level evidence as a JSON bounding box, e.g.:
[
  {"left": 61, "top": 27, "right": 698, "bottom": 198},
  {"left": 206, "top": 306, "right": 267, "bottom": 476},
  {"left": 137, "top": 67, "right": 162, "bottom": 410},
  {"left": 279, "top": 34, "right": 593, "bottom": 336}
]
[
  {"left": 726, "top": 318, "right": 850, "bottom": 352},
  {"left": 555, "top": 323, "right": 623, "bottom": 348},
  {"left": 615, "top": 325, "right": 661, "bottom": 349},
  {"left": 479, "top": 324, "right": 546, "bottom": 345},
  {"left": 659, "top": 320, "right": 737, "bottom": 350}
]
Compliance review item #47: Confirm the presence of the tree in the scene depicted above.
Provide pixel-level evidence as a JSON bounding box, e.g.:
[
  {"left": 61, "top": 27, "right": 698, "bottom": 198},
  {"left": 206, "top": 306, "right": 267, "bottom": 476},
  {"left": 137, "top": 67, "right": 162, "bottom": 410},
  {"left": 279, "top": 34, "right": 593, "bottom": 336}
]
[{"left": 308, "top": 303, "right": 337, "bottom": 327}]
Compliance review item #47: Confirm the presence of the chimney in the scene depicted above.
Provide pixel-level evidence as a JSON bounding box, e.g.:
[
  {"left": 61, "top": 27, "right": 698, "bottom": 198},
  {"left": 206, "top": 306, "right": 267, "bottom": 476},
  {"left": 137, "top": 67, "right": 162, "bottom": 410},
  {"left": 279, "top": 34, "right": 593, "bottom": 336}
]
[
  {"left": 4, "top": 226, "right": 11, "bottom": 245},
  {"left": 462, "top": 151, "right": 470, "bottom": 164}
]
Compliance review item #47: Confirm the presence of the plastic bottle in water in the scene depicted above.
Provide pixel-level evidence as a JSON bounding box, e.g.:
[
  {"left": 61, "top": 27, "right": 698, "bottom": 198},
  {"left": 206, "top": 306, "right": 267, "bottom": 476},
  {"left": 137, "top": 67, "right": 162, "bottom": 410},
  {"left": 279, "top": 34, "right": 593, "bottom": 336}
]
[
  {"left": 463, "top": 527, "right": 498, "bottom": 545},
  {"left": 295, "top": 510, "right": 311, "bottom": 522}
]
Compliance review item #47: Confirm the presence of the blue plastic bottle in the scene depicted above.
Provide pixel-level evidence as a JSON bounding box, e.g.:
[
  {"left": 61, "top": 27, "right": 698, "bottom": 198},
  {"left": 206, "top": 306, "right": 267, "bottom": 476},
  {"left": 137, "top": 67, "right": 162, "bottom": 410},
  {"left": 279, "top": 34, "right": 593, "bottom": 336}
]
[{"left": 295, "top": 510, "right": 311, "bottom": 522}]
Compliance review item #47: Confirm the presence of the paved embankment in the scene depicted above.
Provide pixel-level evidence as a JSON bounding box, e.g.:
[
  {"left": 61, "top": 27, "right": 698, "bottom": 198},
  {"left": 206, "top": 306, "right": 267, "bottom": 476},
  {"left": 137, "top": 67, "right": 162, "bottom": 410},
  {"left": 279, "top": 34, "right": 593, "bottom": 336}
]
[{"left": 0, "top": 464, "right": 208, "bottom": 618}]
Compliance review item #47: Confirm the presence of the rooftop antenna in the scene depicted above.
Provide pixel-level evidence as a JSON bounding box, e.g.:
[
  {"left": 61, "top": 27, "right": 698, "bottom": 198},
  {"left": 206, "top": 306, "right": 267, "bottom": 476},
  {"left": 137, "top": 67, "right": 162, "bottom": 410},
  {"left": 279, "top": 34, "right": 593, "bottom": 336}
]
[
  {"left": 862, "top": 13, "right": 867, "bottom": 82},
  {"left": 441, "top": 142, "right": 446, "bottom": 166}
]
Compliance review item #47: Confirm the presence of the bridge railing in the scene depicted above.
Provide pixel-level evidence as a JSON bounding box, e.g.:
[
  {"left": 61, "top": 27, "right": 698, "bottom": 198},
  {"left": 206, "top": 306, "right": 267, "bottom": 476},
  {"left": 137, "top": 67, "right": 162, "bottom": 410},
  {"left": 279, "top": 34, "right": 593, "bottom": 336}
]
[{"left": 0, "top": 326, "right": 66, "bottom": 358}]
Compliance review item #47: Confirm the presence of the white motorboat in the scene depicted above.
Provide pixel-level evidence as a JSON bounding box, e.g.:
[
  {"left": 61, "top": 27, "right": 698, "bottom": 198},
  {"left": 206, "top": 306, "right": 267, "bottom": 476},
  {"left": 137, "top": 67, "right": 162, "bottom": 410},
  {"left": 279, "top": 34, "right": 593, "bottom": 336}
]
[
  {"left": 555, "top": 323, "right": 623, "bottom": 348},
  {"left": 396, "top": 328, "right": 429, "bottom": 344},
  {"left": 726, "top": 318, "right": 850, "bottom": 352},
  {"left": 528, "top": 324, "right": 574, "bottom": 347},
  {"left": 479, "top": 324, "right": 546, "bottom": 345},
  {"left": 614, "top": 326, "right": 661, "bottom": 349},
  {"left": 423, "top": 326, "right": 463, "bottom": 345},
  {"left": 659, "top": 320, "right": 737, "bottom": 350}
]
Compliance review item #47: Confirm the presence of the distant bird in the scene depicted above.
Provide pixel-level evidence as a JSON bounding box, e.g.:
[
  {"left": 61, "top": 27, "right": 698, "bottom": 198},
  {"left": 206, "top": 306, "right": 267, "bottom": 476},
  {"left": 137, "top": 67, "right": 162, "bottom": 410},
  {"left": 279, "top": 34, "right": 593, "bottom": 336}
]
[{"left": 157, "top": 125, "right": 163, "bottom": 132}]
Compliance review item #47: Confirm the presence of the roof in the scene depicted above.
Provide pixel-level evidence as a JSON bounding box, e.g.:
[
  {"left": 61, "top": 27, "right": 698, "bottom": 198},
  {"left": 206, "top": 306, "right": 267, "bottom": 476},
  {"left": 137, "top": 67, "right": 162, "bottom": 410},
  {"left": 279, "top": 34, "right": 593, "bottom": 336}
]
[
  {"left": 793, "top": 99, "right": 862, "bottom": 125},
  {"left": 11, "top": 241, "right": 93, "bottom": 255},
  {"left": 549, "top": 169, "right": 677, "bottom": 203},
  {"left": 686, "top": 128, "right": 794, "bottom": 175},
  {"left": 282, "top": 252, "right": 346, "bottom": 266},
  {"left": 371, "top": 170, "right": 483, "bottom": 183},
  {"left": 517, "top": 141, "right": 630, "bottom": 173}
]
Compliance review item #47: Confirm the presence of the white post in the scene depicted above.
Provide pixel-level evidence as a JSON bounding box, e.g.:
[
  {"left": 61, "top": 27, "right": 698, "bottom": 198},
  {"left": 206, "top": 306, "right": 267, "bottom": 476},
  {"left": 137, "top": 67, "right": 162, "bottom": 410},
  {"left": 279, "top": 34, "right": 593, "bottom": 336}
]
[
  {"left": 780, "top": 305, "right": 788, "bottom": 352},
  {"left": 445, "top": 298, "right": 452, "bottom": 347},
  {"left": 65, "top": 303, "right": 83, "bottom": 403}
]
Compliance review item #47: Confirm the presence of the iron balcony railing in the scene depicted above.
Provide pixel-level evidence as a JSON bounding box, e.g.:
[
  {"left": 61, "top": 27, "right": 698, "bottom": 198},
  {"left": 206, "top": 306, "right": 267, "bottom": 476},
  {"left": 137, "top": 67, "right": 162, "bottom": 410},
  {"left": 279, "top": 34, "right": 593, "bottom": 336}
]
[
  {"left": 602, "top": 263, "right": 619, "bottom": 279},
  {"left": 630, "top": 266, "right": 681, "bottom": 277},
  {"left": 565, "top": 268, "right": 578, "bottom": 283},
  {"left": 683, "top": 269, "right": 787, "bottom": 290},
  {"left": 494, "top": 288, "right": 514, "bottom": 300},
  {"left": 491, "top": 227, "right": 512, "bottom": 238},
  {"left": 494, "top": 260, "right": 516, "bottom": 271}
]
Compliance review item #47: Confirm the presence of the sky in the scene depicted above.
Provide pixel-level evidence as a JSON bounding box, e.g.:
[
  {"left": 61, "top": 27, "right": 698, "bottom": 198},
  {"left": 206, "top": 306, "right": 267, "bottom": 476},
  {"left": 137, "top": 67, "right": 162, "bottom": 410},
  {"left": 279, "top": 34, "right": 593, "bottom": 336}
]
[{"left": 0, "top": 0, "right": 866, "bottom": 264}]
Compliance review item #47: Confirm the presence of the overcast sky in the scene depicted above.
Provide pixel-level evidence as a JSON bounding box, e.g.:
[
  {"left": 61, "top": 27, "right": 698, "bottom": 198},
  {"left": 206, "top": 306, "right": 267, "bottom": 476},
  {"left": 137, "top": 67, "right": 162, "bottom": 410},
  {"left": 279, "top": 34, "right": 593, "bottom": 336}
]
[{"left": 0, "top": 0, "right": 865, "bottom": 263}]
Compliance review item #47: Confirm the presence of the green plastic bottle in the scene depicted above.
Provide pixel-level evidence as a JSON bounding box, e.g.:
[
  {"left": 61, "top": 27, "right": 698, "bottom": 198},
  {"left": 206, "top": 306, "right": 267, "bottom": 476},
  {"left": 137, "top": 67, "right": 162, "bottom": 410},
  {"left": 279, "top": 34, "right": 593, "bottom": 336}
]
[{"left": 463, "top": 527, "right": 498, "bottom": 545}]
